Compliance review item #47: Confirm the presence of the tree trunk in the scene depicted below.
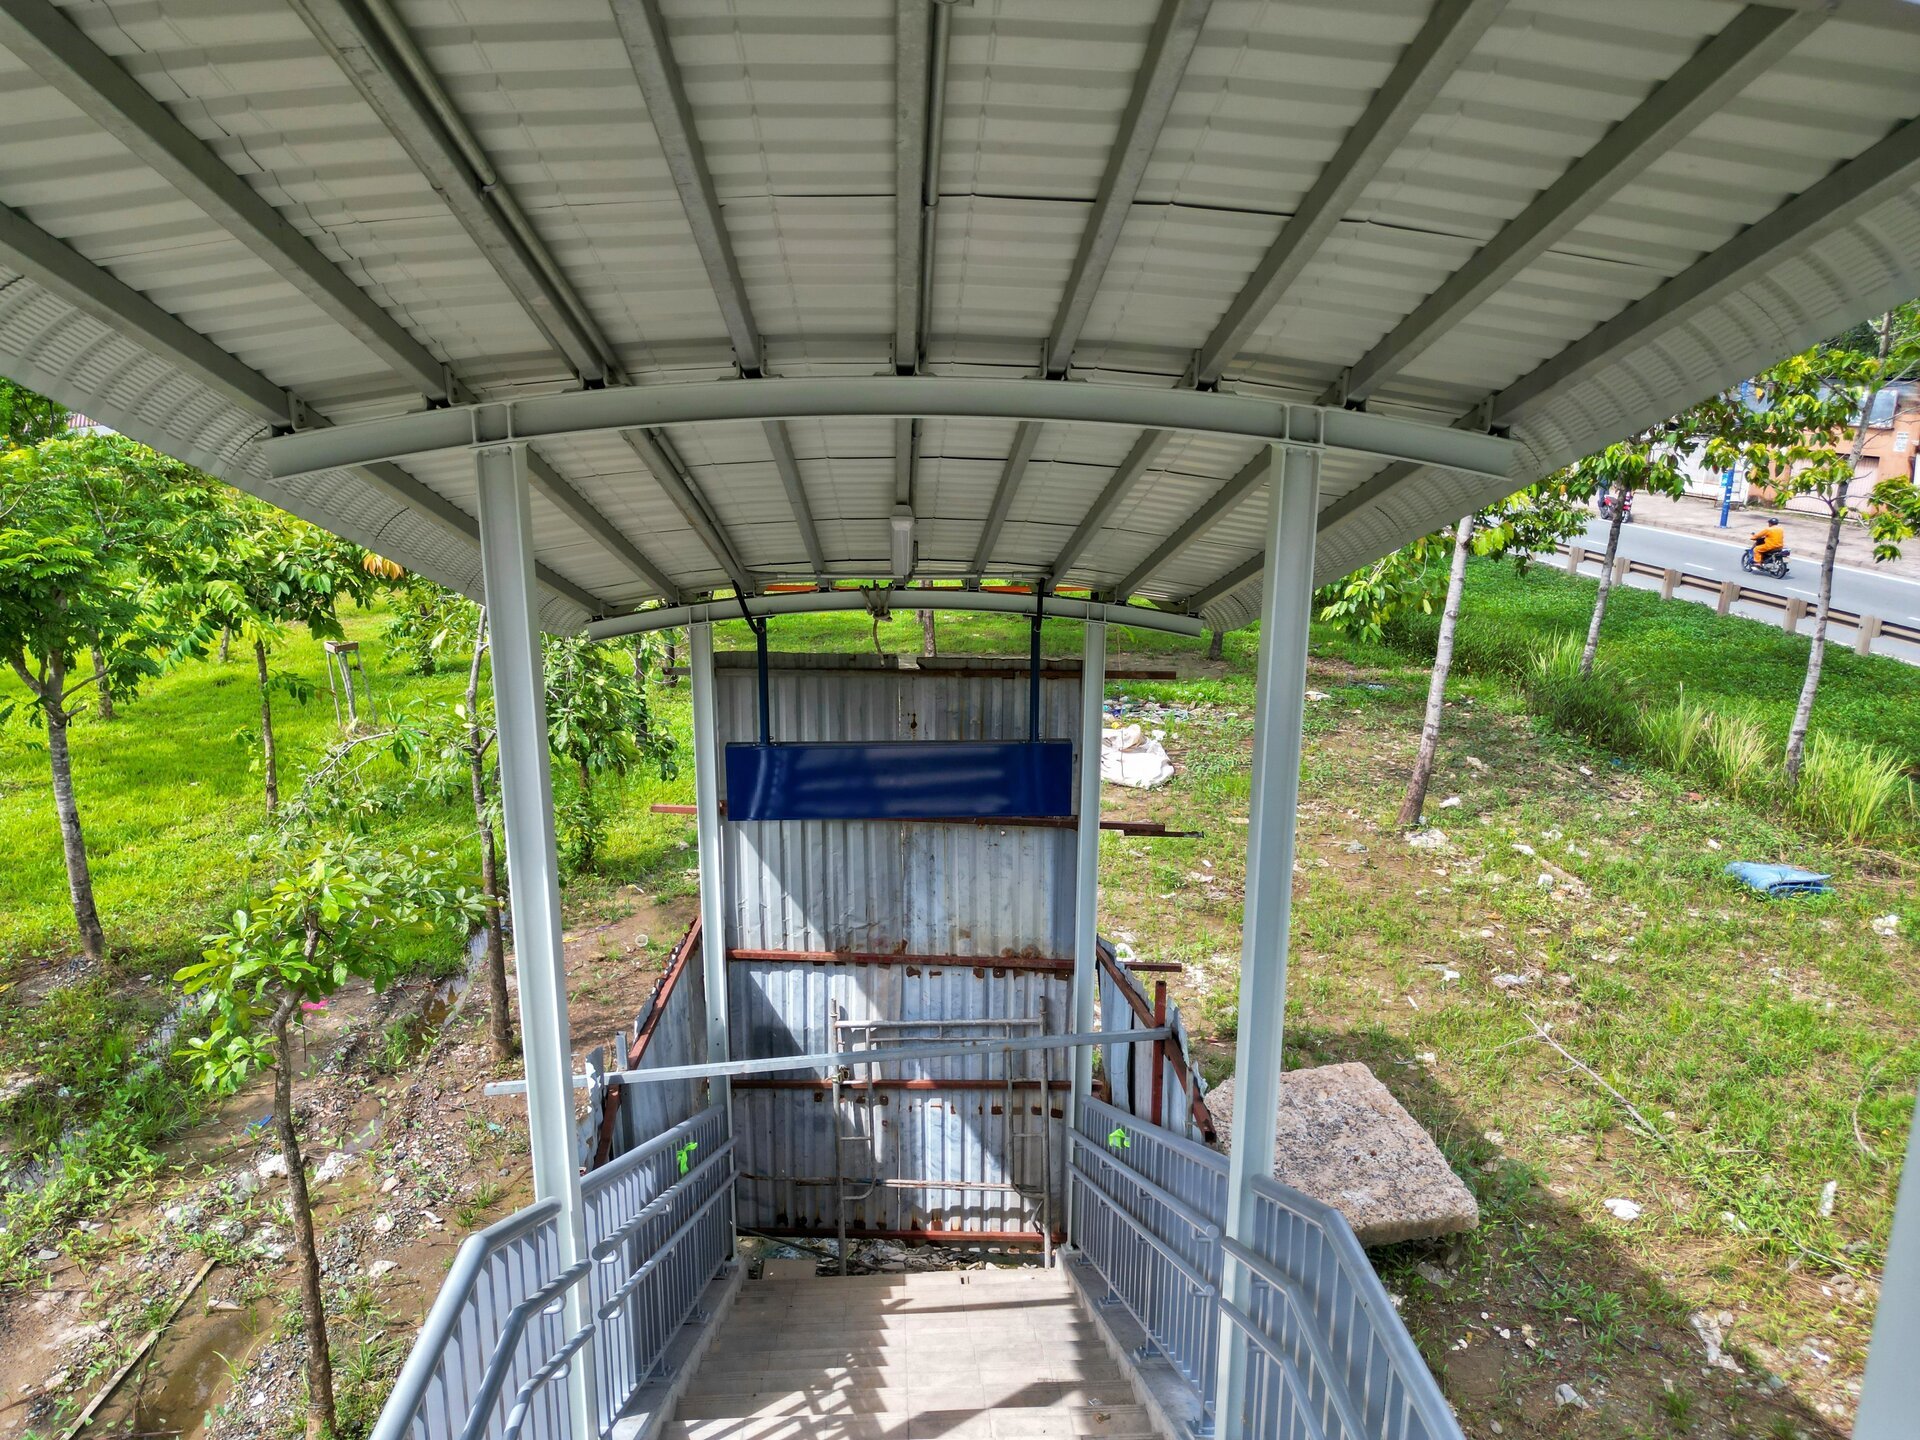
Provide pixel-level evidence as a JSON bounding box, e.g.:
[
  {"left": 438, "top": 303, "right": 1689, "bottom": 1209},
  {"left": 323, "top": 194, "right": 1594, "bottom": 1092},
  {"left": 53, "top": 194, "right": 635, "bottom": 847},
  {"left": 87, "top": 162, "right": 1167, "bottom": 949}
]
[
  {"left": 1206, "top": 629, "right": 1224, "bottom": 662},
  {"left": 254, "top": 638, "right": 279, "bottom": 815},
  {"left": 218, "top": 625, "right": 232, "bottom": 663},
  {"left": 90, "top": 646, "right": 114, "bottom": 720},
  {"left": 920, "top": 608, "right": 937, "bottom": 658},
  {"left": 1399, "top": 516, "right": 1474, "bottom": 827},
  {"left": 44, "top": 652, "right": 106, "bottom": 963},
  {"left": 663, "top": 630, "right": 679, "bottom": 686},
  {"left": 468, "top": 616, "right": 515, "bottom": 1061},
  {"left": 1579, "top": 488, "right": 1629, "bottom": 677},
  {"left": 272, "top": 995, "right": 335, "bottom": 1440}
]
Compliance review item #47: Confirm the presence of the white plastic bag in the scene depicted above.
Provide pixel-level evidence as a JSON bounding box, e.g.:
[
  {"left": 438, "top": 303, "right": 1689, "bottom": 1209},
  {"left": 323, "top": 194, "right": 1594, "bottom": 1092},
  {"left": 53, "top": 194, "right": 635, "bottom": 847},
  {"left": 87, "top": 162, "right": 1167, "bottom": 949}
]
[{"left": 1100, "top": 723, "right": 1174, "bottom": 789}]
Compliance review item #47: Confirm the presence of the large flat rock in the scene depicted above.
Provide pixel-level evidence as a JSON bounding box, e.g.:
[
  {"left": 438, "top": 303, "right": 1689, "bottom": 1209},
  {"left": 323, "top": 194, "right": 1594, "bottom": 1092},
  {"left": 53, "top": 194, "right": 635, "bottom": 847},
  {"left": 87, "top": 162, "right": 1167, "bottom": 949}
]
[{"left": 1205, "top": 1063, "right": 1479, "bottom": 1247}]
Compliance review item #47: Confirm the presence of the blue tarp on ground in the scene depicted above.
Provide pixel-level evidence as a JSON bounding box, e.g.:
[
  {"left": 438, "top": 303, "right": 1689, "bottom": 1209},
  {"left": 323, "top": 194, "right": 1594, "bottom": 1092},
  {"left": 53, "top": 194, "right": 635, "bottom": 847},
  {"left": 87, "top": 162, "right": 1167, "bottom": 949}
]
[{"left": 1725, "top": 861, "right": 1832, "bottom": 897}]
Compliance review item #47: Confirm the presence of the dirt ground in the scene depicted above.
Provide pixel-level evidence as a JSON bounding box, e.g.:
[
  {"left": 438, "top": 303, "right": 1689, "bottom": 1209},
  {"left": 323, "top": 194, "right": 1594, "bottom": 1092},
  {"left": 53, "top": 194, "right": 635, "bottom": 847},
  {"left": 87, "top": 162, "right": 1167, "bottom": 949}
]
[{"left": 0, "top": 889, "right": 689, "bottom": 1440}]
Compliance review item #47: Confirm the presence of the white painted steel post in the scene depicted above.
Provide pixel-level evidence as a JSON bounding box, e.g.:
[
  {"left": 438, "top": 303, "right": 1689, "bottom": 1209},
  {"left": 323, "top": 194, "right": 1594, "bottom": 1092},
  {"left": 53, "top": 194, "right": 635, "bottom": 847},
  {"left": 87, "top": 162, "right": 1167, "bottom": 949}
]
[
  {"left": 1211, "top": 445, "right": 1319, "bottom": 1440},
  {"left": 473, "top": 443, "right": 597, "bottom": 1440},
  {"left": 1857, "top": 1084, "right": 1920, "bottom": 1437},
  {"left": 688, "top": 623, "right": 732, "bottom": 1105},
  {"left": 1067, "top": 619, "right": 1107, "bottom": 1244}
]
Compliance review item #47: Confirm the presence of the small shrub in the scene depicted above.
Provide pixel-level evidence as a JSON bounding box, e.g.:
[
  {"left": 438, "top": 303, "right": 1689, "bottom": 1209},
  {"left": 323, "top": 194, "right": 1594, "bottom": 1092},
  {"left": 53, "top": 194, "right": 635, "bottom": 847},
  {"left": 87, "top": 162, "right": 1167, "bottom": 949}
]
[
  {"left": 1638, "top": 693, "right": 1712, "bottom": 777},
  {"left": 1523, "top": 636, "right": 1640, "bottom": 753},
  {"left": 1700, "top": 712, "right": 1775, "bottom": 800},
  {"left": 1792, "top": 731, "right": 1913, "bottom": 842}
]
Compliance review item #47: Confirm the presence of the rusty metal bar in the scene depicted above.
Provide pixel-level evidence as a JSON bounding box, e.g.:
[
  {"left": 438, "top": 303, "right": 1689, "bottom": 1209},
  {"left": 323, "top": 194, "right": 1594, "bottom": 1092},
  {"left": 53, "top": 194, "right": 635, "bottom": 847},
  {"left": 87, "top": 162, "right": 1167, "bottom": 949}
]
[
  {"left": 1151, "top": 980, "right": 1168, "bottom": 1128},
  {"left": 591, "top": 913, "right": 702, "bottom": 1168},
  {"left": 650, "top": 802, "right": 1199, "bottom": 838},
  {"left": 728, "top": 947, "right": 1182, "bottom": 974}
]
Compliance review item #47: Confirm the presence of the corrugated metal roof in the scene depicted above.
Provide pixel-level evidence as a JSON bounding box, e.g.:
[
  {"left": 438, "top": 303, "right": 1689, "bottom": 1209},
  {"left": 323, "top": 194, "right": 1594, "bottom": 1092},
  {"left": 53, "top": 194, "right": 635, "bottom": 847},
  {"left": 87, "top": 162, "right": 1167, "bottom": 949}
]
[{"left": 2, "top": 0, "right": 1917, "bottom": 630}]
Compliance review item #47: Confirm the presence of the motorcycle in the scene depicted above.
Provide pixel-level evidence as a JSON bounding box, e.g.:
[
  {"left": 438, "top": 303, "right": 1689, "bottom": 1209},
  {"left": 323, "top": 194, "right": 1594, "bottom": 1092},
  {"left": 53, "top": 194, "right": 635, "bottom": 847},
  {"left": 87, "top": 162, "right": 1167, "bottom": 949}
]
[
  {"left": 1598, "top": 491, "right": 1633, "bottom": 523},
  {"left": 1741, "top": 546, "right": 1790, "bottom": 579}
]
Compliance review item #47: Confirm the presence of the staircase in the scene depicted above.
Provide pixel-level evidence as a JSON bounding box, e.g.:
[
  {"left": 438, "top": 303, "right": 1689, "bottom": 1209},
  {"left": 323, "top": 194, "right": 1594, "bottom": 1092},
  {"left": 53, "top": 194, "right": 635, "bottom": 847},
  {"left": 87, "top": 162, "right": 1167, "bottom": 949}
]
[{"left": 663, "top": 1266, "right": 1166, "bottom": 1440}]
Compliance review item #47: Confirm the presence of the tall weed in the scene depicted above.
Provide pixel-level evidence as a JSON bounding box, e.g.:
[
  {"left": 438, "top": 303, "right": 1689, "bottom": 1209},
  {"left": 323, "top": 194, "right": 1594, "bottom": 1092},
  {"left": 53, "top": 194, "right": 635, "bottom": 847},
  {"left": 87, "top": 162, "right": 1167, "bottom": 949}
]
[
  {"left": 1639, "top": 693, "right": 1712, "bottom": 776},
  {"left": 1791, "top": 731, "right": 1913, "bottom": 842},
  {"left": 1523, "top": 636, "right": 1641, "bottom": 754},
  {"left": 1699, "top": 712, "right": 1775, "bottom": 801}
]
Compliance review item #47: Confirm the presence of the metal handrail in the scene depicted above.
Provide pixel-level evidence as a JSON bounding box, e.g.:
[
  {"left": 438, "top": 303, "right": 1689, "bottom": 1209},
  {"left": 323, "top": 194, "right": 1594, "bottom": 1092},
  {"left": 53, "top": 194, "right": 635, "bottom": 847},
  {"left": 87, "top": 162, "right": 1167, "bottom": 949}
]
[
  {"left": 595, "top": 1172, "right": 736, "bottom": 1322},
  {"left": 369, "top": 1199, "right": 564, "bottom": 1440},
  {"left": 1248, "top": 1177, "right": 1462, "bottom": 1440},
  {"left": 1221, "top": 1237, "right": 1372, "bottom": 1440},
  {"left": 588, "top": 1137, "right": 737, "bottom": 1261},
  {"left": 1068, "top": 1158, "right": 1215, "bottom": 1296},
  {"left": 497, "top": 1321, "right": 595, "bottom": 1440},
  {"left": 1069, "top": 1130, "right": 1220, "bottom": 1238},
  {"left": 1216, "top": 1296, "right": 1331, "bottom": 1440},
  {"left": 454, "top": 1260, "right": 593, "bottom": 1440}
]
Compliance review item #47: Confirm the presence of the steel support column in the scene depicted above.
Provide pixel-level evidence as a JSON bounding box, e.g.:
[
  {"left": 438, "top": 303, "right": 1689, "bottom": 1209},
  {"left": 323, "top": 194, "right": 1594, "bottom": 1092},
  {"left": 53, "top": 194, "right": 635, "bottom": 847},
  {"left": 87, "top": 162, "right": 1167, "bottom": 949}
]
[
  {"left": 1067, "top": 618, "right": 1107, "bottom": 1243},
  {"left": 1211, "top": 446, "right": 1319, "bottom": 1438},
  {"left": 689, "top": 623, "right": 733, "bottom": 1112},
  {"left": 472, "top": 444, "right": 596, "bottom": 1440},
  {"left": 1857, "top": 1085, "right": 1920, "bottom": 1437}
]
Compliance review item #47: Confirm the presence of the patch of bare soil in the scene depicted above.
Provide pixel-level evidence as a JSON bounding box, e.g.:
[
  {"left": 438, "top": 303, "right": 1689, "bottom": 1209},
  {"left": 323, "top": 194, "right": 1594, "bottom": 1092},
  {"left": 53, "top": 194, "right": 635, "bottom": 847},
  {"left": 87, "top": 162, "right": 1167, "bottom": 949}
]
[{"left": 0, "top": 889, "right": 689, "bottom": 1440}]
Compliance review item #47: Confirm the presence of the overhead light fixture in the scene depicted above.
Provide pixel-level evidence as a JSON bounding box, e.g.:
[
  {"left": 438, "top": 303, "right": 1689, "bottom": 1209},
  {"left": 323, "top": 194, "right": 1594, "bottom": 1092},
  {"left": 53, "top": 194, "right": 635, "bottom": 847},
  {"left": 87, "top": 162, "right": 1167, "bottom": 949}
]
[{"left": 890, "top": 505, "right": 916, "bottom": 579}]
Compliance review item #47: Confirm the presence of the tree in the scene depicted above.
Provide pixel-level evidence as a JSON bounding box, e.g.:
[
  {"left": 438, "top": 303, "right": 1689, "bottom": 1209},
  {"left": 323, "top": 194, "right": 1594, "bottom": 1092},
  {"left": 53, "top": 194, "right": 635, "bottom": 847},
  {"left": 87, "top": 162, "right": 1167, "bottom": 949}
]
[
  {"left": 0, "top": 376, "right": 67, "bottom": 452},
  {"left": 0, "top": 435, "right": 190, "bottom": 959},
  {"left": 543, "top": 634, "right": 676, "bottom": 872},
  {"left": 1318, "top": 483, "right": 1588, "bottom": 826},
  {"left": 178, "top": 840, "right": 481, "bottom": 1439},
  {"left": 167, "top": 507, "right": 377, "bottom": 813},
  {"left": 1560, "top": 434, "right": 1690, "bottom": 676},
  {"left": 1720, "top": 307, "right": 1920, "bottom": 780}
]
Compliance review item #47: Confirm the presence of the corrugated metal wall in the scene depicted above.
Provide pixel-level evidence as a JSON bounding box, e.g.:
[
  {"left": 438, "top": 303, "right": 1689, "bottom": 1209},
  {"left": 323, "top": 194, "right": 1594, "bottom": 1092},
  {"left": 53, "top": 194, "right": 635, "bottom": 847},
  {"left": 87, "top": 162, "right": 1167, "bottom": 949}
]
[{"left": 717, "top": 654, "right": 1080, "bottom": 1240}]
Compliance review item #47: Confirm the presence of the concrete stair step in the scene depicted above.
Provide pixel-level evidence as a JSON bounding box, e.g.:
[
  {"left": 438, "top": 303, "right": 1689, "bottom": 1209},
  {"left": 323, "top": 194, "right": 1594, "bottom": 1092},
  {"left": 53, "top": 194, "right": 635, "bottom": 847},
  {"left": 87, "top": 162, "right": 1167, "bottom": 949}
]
[
  {"left": 687, "top": 1360, "right": 1127, "bottom": 1396},
  {"left": 679, "top": 1379, "right": 1134, "bottom": 1418},
  {"left": 667, "top": 1404, "right": 1155, "bottom": 1440}
]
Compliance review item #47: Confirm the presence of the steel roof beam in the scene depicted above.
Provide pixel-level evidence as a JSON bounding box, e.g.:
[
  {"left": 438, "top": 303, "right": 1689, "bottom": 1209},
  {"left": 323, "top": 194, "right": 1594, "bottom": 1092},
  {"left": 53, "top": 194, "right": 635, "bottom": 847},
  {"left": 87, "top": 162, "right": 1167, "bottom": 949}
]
[
  {"left": 1333, "top": 4, "right": 1818, "bottom": 407},
  {"left": 611, "top": 0, "right": 763, "bottom": 375},
  {"left": 288, "top": 0, "right": 622, "bottom": 385},
  {"left": 764, "top": 421, "right": 828, "bottom": 577},
  {"left": 0, "top": 0, "right": 455, "bottom": 403},
  {"left": 621, "top": 430, "right": 758, "bottom": 597},
  {"left": 970, "top": 420, "right": 1042, "bottom": 577},
  {"left": 1184, "top": 551, "right": 1263, "bottom": 611},
  {"left": 1493, "top": 109, "right": 1920, "bottom": 425},
  {"left": 894, "top": 0, "right": 953, "bottom": 373},
  {"left": 523, "top": 453, "right": 681, "bottom": 600},
  {"left": 1113, "top": 448, "right": 1269, "bottom": 599},
  {"left": 260, "top": 376, "right": 1521, "bottom": 484},
  {"left": 0, "top": 193, "right": 617, "bottom": 613},
  {"left": 1045, "top": 0, "right": 1215, "bottom": 380},
  {"left": 1190, "top": 0, "right": 1507, "bottom": 388},
  {"left": 1048, "top": 430, "right": 1169, "bottom": 581}
]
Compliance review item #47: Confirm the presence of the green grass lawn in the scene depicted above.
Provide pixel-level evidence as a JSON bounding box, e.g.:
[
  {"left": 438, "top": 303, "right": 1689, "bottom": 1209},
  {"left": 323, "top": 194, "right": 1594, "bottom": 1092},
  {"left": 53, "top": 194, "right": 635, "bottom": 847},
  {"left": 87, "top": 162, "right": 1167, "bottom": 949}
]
[{"left": 1391, "top": 559, "right": 1920, "bottom": 766}]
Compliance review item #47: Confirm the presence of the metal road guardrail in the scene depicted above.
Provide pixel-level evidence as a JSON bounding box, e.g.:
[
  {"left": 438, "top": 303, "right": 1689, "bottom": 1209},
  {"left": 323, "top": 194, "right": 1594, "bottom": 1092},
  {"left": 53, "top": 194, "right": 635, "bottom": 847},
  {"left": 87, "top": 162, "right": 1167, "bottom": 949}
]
[
  {"left": 373, "top": 1105, "right": 736, "bottom": 1440},
  {"left": 1555, "top": 543, "right": 1920, "bottom": 655},
  {"left": 1070, "top": 1096, "right": 1462, "bottom": 1440}
]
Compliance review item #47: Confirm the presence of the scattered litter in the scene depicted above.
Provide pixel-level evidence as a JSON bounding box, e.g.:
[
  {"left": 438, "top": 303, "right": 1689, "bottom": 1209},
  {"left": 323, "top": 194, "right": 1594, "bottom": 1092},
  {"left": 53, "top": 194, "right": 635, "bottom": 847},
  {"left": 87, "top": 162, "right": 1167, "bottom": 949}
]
[
  {"left": 1554, "top": 1384, "right": 1589, "bottom": 1410},
  {"left": 1465, "top": 755, "right": 1488, "bottom": 773},
  {"left": 1819, "top": 1180, "right": 1838, "bottom": 1217},
  {"left": 1511, "top": 842, "right": 1536, "bottom": 857},
  {"left": 372, "top": 1213, "right": 395, "bottom": 1235},
  {"left": 1602, "top": 1197, "right": 1643, "bottom": 1222},
  {"left": 1691, "top": 1311, "right": 1742, "bottom": 1372},
  {"left": 1441, "top": 969, "right": 1460, "bottom": 983},
  {"left": 1872, "top": 914, "right": 1901, "bottom": 937},
  {"left": 1707, "top": 838, "right": 1722, "bottom": 851},
  {"left": 380, "top": 1174, "right": 401, "bottom": 1194},
  {"left": 1415, "top": 1052, "right": 1437, "bottom": 1066},
  {"left": 256, "top": 1152, "right": 290, "bottom": 1180},
  {"left": 1438, "top": 795, "right": 1461, "bottom": 809},
  {"left": 368, "top": 1259, "right": 401, "bottom": 1279},
  {"left": 1305, "top": 689, "right": 1330, "bottom": 702},
  {"left": 1721, "top": 1211, "right": 1750, "bottom": 1234},
  {"left": 1493, "top": 973, "right": 1528, "bottom": 989},
  {"left": 1536, "top": 873, "right": 1555, "bottom": 889},
  {"left": 1414, "top": 1262, "right": 1453, "bottom": 1289},
  {"left": 1100, "top": 724, "right": 1174, "bottom": 789},
  {"left": 208, "top": 1299, "right": 243, "bottom": 1313},
  {"left": 33, "top": 1248, "right": 57, "bottom": 1263},
  {"left": 1406, "top": 829, "right": 1448, "bottom": 850},
  {"left": 1725, "top": 862, "right": 1831, "bottom": 897},
  {"left": 312, "top": 1151, "right": 354, "bottom": 1185}
]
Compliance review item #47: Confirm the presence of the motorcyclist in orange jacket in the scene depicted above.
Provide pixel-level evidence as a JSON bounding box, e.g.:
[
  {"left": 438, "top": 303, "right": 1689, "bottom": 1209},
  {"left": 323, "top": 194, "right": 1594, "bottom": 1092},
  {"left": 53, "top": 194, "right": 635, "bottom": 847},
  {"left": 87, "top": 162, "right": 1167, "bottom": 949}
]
[{"left": 1750, "top": 518, "right": 1786, "bottom": 564}]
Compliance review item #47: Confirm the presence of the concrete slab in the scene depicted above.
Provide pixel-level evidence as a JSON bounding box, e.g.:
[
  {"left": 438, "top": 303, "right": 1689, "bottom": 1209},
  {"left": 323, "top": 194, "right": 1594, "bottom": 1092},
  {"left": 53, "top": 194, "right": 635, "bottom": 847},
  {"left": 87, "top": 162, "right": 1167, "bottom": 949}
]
[{"left": 1204, "top": 1062, "right": 1479, "bottom": 1247}]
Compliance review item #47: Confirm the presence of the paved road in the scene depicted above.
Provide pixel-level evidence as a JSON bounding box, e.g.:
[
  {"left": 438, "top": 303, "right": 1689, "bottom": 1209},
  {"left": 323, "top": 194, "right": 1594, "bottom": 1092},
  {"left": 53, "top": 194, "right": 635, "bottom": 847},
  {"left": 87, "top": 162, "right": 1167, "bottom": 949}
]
[{"left": 1576, "top": 518, "right": 1920, "bottom": 628}]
